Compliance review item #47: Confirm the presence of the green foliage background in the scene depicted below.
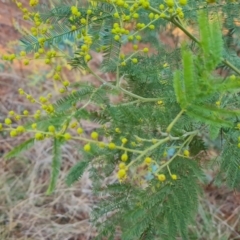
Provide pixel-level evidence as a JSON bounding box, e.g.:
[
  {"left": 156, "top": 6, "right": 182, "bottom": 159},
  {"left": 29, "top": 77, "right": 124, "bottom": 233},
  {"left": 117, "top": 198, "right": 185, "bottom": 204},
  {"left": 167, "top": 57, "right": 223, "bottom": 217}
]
[{"left": 2, "top": 0, "right": 240, "bottom": 239}]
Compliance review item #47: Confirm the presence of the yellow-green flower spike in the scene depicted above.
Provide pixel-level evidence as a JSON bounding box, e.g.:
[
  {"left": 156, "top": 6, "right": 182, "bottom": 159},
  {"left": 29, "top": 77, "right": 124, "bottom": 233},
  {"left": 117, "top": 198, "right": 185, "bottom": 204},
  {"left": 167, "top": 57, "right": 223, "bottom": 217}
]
[{"left": 121, "top": 138, "right": 128, "bottom": 144}]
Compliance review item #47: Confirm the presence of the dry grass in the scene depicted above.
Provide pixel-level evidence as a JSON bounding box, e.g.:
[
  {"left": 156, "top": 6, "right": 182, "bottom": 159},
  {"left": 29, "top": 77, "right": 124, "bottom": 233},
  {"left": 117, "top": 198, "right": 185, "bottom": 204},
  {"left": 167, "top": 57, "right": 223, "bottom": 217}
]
[{"left": 0, "top": 67, "right": 98, "bottom": 240}]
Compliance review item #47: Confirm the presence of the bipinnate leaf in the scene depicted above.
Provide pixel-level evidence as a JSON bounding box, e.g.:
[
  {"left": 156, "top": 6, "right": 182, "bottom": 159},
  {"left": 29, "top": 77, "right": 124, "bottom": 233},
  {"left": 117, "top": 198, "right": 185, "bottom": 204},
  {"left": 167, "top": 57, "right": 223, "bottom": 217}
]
[
  {"left": 66, "top": 160, "right": 89, "bottom": 186},
  {"left": 5, "top": 138, "right": 35, "bottom": 159},
  {"left": 46, "top": 138, "right": 62, "bottom": 195}
]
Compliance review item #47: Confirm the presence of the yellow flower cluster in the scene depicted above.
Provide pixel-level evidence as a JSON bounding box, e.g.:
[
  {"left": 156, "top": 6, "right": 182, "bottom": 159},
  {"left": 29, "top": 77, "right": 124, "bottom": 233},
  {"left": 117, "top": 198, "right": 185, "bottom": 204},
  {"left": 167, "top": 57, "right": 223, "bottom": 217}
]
[{"left": 0, "top": 0, "right": 194, "bottom": 189}]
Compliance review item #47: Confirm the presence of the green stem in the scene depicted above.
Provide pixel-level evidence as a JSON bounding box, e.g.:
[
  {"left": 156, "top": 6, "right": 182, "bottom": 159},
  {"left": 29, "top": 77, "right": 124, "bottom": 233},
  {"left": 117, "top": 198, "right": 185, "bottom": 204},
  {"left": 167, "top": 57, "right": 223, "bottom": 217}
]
[
  {"left": 222, "top": 59, "right": 240, "bottom": 76},
  {"left": 156, "top": 133, "right": 196, "bottom": 174},
  {"left": 166, "top": 109, "right": 185, "bottom": 133},
  {"left": 148, "top": 6, "right": 240, "bottom": 75},
  {"left": 170, "top": 17, "right": 200, "bottom": 44},
  {"left": 116, "top": 65, "right": 120, "bottom": 87},
  {"left": 127, "top": 136, "right": 170, "bottom": 168},
  {"left": 88, "top": 67, "right": 161, "bottom": 101},
  {"left": 171, "top": 17, "right": 240, "bottom": 75}
]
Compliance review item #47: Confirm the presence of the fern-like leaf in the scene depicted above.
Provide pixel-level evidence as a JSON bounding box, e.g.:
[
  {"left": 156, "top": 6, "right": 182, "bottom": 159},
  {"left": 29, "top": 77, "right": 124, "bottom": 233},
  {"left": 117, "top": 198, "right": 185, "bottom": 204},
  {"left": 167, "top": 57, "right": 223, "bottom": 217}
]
[
  {"left": 5, "top": 138, "right": 35, "bottom": 159},
  {"left": 173, "top": 70, "right": 187, "bottom": 108},
  {"left": 46, "top": 138, "right": 62, "bottom": 194},
  {"left": 66, "top": 160, "right": 89, "bottom": 186},
  {"left": 182, "top": 47, "right": 196, "bottom": 102}
]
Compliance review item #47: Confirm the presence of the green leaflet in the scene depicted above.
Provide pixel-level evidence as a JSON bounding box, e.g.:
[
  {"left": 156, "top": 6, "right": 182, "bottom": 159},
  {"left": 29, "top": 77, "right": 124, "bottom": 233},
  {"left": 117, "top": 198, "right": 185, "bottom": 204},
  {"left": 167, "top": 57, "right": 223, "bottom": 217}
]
[
  {"left": 118, "top": 158, "right": 202, "bottom": 240},
  {"left": 173, "top": 70, "right": 187, "bottom": 108},
  {"left": 46, "top": 138, "right": 62, "bottom": 195},
  {"left": 5, "top": 138, "right": 35, "bottom": 159},
  {"left": 65, "top": 160, "right": 89, "bottom": 186},
  {"left": 187, "top": 104, "right": 234, "bottom": 128},
  {"left": 214, "top": 80, "right": 240, "bottom": 93},
  {"left": 54, "top": 86, "right": 95, "bottom": 111},
  {"left": 209, "top": 125, "right": 221, "bottom": 141},
  {"left": 198, "top": 11, "right": 223, "bottom": 71},
  {"left": 198, "top": 10, "right": 211, "bottom": 57},
  {"left": 220, "top": 132, "right": 240, "bottom": 188},
  {"left": 182, "top": 46, "right": 196, "bottom": 102},
  {"left": 210, "top": 16, "right": 223, "bottom": 66}
]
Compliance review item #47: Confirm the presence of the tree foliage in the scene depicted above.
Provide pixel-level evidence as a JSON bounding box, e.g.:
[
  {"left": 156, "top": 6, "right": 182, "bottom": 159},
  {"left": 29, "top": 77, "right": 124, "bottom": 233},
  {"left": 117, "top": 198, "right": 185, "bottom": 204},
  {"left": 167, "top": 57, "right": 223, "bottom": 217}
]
[{"left": 1, "top": 0, "right": 240, "bottom": 239}]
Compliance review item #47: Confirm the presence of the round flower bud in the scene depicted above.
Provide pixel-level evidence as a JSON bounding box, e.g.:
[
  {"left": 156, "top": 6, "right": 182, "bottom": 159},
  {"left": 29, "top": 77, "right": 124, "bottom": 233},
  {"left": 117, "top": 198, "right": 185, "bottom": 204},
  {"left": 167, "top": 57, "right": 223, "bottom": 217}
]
[
  {"left": 108, "top": 142, "right": 116, "bottom": 150},
  {"left": 64, "top": 133, "right": 72, "bottom": 140},
  {"left": 48, "top": 125, "right": 55, "bottom": 133},
  {"left": 84, "top": 143, "right": 91, "bottom": 152},
  {"left": 91, "top": 131, "right": 99, "bottom": 140},
  {"left": 5, "top": 118, "right": 12, "bottom": 125},
  {"left": 119, "top": 162, "right": 126, "bottom": 169},
  {"left": 10, "top": 130, "right": 18, "bottom": 137},
  {"left": 77, "top": 127, "right": 83, "bottom": 134},
  {"left": 171, "top": 174, "right": 177, "bottom": 180},
  {"left": 121, "top": 153, "right": 128, "bottom": 162},
  {"left": 183, "top": 150, "right": 190, "bottom": 157},
  {"left": 144, "top": 157, "right": 152, "bottom": 165},
  {"left": 117, "top": 169, "right": 126, "bottom": 179},
  {"left": 35, "top": 132, "right": 44, "bottom": 140},
  {"left": 16, "top": 126, "right": 25, "bottom": 133},
  {"left": 157, "top": 174, "right": 166, "bottom": 182}
]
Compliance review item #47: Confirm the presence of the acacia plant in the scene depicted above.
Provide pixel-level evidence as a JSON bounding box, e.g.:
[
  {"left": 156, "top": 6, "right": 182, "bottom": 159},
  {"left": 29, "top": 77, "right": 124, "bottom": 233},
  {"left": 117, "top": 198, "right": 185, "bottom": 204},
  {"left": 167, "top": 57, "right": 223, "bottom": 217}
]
[{"left": 1, "top": 0, "right": 240, "bottom": 239}]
